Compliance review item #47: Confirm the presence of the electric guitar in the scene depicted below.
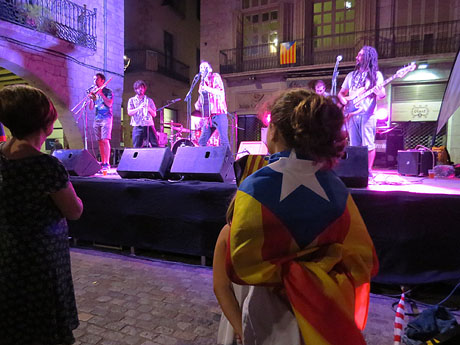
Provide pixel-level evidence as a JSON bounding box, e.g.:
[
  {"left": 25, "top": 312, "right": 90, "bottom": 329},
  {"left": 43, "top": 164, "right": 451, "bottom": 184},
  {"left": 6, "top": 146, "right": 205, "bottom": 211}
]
[
  {"left": 201, "top": 89, "right": 211, "bottom": 119},
  {"left": 342, "top": 63, "right": 416, "bottom": 117}
]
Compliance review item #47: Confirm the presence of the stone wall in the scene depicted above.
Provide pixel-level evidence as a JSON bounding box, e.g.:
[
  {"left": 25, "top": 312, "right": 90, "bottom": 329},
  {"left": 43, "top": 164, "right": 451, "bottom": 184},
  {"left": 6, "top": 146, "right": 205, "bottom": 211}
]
[{"left": 0, "top": 0, "right": 124, "bottom": 153}]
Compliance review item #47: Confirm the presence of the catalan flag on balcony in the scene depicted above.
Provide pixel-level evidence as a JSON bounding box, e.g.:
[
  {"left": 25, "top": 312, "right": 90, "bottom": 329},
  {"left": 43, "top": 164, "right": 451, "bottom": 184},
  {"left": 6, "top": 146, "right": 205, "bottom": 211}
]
[{"left": 280, "top": 41, "right": 296, "bottom": 64}]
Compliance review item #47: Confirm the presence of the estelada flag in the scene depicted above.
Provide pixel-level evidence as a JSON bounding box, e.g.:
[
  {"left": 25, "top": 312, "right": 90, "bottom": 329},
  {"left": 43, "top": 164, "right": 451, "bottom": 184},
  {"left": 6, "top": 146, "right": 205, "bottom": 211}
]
[
  {"left": 280, "top": 41, "right": 296, "bottom": 64},
  {"left": 0, "top": 123, "right": 6, "bottom": 142},
  {"left": 227, "top": 150, "right": 379, "bottom": 345}
]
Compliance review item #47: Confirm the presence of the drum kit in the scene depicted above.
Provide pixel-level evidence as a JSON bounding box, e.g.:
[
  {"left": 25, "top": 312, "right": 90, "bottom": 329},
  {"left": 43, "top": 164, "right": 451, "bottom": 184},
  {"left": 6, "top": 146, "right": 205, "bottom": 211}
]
[
  {"left": 160, "top": 120, "right": 195, "bottom": 154},
  {"left": 159, "top": 119, "right": 221, "bottom": 153}
]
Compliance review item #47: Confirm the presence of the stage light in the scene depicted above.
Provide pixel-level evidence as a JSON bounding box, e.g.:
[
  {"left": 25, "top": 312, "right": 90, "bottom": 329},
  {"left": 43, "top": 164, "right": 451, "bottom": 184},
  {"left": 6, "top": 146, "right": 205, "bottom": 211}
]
[
  {"left": 375, "top": 107, "right": 388, "bottom": 121},
  {"left": 405, "top": 70, "right": 438, "bottom": 81},
  {"left": 261, "top": 112, "right": 271, "bottom": 126},
  {"left": 418, "top": 63, "right": 428, "bottom": 69}
]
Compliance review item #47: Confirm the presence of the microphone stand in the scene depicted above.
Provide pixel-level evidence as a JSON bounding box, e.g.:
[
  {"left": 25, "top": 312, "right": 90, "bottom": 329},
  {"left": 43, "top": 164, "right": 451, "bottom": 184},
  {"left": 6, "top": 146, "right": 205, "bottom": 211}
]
[
  {"left": 71, "top": 93, "right": 93, "bottom": 150},
  {"left": 184, "top": 74, "right": 201, "bottom": 141},
  {"left": 331, "top": 58, "right": 341, "bottom": 96}
]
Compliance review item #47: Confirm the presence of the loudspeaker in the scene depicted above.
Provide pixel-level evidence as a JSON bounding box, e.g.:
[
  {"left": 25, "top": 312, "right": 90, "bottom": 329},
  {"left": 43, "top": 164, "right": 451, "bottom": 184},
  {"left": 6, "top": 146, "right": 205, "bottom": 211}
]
[
  {"left": 397, "top": 150, "right": 435, "bottom": 176},
  {"left": 333, "top": 146, "right": 368, "bottom": 188},
  {"left": 52, "top": 149, "right": 100, "bottom": 177},
  {"left": 236, "top": 141, "right": 268, "bottom": 160},
  {"left": 170, "top": 146, "right": 235, "bottom": 182},
  {"left": 117, "top": 148, "right": 173, "bottom": 179}
]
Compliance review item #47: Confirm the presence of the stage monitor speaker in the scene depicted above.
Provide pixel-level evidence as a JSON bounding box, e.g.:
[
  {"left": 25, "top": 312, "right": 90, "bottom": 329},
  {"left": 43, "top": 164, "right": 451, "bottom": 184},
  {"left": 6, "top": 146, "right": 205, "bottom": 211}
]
[
  {"left": 170, "top": 146, "right": 235, "bottom": 183},
  {"left": 117, "top": 147, "right": 173, "bottom": 179},
  {"left": 236, "top": 141, "right": 268, "bottom": 160},
  {"left": 333, "top": 146, "right": 368, "bottom": 188},
  {"left": 397, "top": 150, "right": 435, "bottom": 176},
  {"left": 52, "top": 149, "right": 100, "bottom": 177}
]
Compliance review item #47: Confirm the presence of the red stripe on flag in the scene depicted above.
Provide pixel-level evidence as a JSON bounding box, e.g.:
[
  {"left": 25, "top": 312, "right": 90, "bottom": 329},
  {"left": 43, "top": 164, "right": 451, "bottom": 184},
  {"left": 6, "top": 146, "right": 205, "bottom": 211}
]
[
  {"left": 315, "top": 207, "right": 350, "bottom": 246},
  {"left": 284, "top": 261, "right": 367, "bottom": 345},
  {"left": 260, "top": 205, "right": 293, "bottom": 262}
]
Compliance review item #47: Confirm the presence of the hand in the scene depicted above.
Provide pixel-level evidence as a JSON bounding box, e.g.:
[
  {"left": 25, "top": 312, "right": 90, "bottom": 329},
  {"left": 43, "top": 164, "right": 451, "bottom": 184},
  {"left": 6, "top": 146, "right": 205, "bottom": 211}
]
[
  {"left": 374, "top": 84, "right": 386, "bottom": 99},
  {"left": 89, "top": 92, "right": 97, "bottom": 101}
]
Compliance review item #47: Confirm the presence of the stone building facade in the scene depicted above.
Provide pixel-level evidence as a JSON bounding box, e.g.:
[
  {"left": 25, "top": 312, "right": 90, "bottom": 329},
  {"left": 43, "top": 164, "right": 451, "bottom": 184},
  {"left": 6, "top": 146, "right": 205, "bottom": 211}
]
[
  {"left": 201, "top": 0, "right": 460, "bottom": 163},
  {"left": 123, "top": 0, "right": 201, "bottom": 148},
  {"left": 0, "top": 0, "right": 124, "bottom": 154}
]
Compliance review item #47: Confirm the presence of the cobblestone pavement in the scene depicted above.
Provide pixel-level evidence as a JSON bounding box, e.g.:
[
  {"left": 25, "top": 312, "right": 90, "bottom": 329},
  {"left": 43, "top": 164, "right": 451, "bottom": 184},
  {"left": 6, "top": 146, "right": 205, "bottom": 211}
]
[{"left": 70, "top": 248, "right": 456, "bottom": 345}]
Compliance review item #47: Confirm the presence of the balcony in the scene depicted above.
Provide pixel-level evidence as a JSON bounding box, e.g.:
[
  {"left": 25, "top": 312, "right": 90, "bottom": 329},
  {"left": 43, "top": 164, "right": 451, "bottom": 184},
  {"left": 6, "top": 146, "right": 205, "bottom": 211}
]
[
  {"left": 125, "top": 49, "right": 190, "bottom": 84},
  {"left": 0, "top": 0, "right": 97, "bottom": 50},
  {"left": 220, "top": 20, "right": 460, "bottom": 74}
]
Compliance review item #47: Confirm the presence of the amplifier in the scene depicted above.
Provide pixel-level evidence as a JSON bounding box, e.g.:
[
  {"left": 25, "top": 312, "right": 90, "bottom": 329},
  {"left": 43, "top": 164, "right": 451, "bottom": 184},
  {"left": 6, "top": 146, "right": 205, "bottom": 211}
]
[{"left": 397, "top": 150, "right": 436, "bottom": 176}]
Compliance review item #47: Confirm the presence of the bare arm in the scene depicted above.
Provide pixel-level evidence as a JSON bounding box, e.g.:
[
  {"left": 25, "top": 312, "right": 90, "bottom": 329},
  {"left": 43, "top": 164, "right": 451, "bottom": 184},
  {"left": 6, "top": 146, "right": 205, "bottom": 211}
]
[
  {"left": 374, "top": 72, "right": 386, "bottom": 100},
  {"left": 98, "top": 88, "right": 113, "bottom": 107},
  {"left": 148, "top": 98, "right": 157, "bottom": 118},
  {"left": 213, "top": 224, "right": 243, "bottom": 339},
  {"left": 337, "top": 87, "right": 348, "bottom": 105},
  {"left": 127, "top": 98, "right": 141, "bottom": 116},
  {"left": 50, "top": 182, "right": 83, "bottom": 220}
]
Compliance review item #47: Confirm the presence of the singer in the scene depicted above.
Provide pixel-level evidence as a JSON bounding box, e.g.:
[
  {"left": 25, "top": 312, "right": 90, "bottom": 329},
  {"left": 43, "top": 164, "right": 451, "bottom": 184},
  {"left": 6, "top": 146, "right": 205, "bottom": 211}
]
[
  {"left": 194, "top": 61, "right": 230, "bottom": 150},
  {"left": 127, "top": 80, "right": 158, "bottom": 148},
  {"left": 89, "top": 73, "right": 113, "bottom": 171}
]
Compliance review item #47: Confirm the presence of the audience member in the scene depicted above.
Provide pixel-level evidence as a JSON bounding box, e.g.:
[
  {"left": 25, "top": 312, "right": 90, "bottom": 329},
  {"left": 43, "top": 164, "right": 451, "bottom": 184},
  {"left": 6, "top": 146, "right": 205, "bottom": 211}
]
[
  {"left": 226, "top": 88, "right": 378, "bottom": 345},
  {"left": 0, "top": 85, "right": 83, "bottom": 345}
]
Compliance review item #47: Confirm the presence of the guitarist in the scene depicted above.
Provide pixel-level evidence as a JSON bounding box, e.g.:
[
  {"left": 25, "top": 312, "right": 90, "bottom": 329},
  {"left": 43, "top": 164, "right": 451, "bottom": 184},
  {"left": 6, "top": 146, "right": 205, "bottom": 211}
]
[
  {"left": 194, "top": 61, "right": 230, "bottom": 150},
  {"left": 338, "top": 46, "right": 386, "bottom": 173}
]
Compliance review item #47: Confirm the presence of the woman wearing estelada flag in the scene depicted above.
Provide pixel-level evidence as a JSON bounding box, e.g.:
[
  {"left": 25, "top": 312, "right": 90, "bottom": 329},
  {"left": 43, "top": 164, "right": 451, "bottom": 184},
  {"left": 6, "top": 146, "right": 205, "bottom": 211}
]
[{"left": 226, "top": 89, "right": 379, "bottom": 345}]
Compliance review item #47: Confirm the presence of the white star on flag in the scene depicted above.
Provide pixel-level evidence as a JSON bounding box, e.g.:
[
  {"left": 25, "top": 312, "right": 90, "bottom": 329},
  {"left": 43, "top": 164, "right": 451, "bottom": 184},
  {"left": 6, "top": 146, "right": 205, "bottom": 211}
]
[{"left": 268, "top": 150, "right": 330, "bottom": 202}]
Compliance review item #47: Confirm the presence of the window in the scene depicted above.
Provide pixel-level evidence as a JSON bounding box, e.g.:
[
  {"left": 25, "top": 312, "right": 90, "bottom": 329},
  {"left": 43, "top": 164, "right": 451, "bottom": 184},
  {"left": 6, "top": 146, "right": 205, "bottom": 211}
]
[
  {"left": 243, "top": 9, "right": 278, "bottom": 54},
  {"left": 313, "top": 0, "right": 355, "bottom": 49}
]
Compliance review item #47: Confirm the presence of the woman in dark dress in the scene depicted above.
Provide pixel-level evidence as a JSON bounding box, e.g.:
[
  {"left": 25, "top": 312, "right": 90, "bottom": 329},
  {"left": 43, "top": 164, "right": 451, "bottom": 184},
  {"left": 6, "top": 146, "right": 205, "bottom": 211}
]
[{"left": 0, "top": 85, "right": 84, "bottom": 345}]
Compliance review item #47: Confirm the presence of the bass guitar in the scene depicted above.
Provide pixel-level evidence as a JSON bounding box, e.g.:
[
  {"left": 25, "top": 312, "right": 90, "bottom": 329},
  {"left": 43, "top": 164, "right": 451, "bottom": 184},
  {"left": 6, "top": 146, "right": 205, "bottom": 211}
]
[{"left": 342, "top": 62, "right": 416, "bottom": 117}]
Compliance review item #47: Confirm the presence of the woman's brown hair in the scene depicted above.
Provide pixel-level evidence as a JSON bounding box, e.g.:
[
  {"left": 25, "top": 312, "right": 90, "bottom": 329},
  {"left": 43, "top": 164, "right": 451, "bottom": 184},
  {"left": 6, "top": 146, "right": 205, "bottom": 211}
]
[
  {"left": 0, "top": 85, "right": 58, "bottom": 139},
  {"left": 267, "top": 88, "right": 346, "bottom": 169}
]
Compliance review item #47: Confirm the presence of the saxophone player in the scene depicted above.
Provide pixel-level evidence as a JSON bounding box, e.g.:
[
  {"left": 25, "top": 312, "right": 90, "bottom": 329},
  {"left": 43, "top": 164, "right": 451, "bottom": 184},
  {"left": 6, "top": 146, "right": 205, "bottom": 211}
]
[{"left": 127, "top": 80, "right": 158, "bottom": 148}]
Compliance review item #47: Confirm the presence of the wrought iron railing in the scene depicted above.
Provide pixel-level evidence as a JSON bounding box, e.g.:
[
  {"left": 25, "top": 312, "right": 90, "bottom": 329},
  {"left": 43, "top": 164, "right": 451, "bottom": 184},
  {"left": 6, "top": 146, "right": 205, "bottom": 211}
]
[
  {"left": 0, "top": 0, "right": 97, "bottom": 50},
  {"left": 220, "top": 20, "right": 460, "bottom": 74},
  {"left": 125, "top": 49, "right": 190, "bottom": 84}
]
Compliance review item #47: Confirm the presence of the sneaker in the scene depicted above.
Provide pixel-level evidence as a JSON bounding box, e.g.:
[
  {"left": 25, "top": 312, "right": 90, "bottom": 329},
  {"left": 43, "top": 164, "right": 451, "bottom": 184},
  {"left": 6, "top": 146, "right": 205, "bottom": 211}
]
[{"left": 101, "top": 163, "right": 110, "bottom": 170}]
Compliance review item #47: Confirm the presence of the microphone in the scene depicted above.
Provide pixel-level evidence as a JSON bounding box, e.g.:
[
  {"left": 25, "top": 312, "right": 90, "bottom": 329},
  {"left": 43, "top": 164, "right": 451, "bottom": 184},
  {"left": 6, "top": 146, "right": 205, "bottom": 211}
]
[{"left": 336, "top": 55, "right": 343, "bottom": 62}]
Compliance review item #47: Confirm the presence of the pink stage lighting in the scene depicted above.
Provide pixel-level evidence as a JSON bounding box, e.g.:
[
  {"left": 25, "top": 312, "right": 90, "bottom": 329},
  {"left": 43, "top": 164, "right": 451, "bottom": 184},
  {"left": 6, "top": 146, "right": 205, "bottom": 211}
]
[
  {"left": 375, "top": 107, "right": 388, "bottom": 121},
  {"left": 261, "top": 112, "right": 271, "bottom": 126}
]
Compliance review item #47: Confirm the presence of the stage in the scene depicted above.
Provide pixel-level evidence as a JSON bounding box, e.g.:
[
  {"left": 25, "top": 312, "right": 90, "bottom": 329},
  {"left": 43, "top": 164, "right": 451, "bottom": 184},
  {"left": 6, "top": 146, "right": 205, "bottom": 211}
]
[{"left": 68, "top": 168, "right": 460, "bottom": 285}]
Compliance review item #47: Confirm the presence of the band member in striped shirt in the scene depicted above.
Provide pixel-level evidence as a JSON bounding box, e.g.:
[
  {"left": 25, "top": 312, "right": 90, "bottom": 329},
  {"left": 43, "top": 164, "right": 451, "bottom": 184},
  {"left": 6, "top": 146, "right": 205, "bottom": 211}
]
[{"left": 194, "top": 61, "right": 230, "bottom": 150}]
